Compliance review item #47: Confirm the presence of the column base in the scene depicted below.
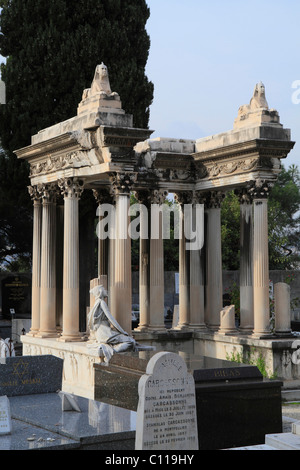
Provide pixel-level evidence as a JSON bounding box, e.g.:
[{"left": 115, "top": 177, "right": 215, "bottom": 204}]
[
  {"left": 57, "top": 334, "right": 86, "bottom": 343},
  {"left": 251, "top": 331, "right": 275, "bottom": 339},
  {"left": 274, "top": 330, "right": 294, "bottom": 338},
  {"left": 26, "top": 329, "right": 40, "bottom": 337},
  {"left": 239, "top": 325, "right": 254, "bottom": 334},
  {"left": 35, "top": 331, "right": 60, "bottom": 339},
  {"left": 218, "top": 328, "right": 238, "bottom": 335},
  {"left": 134, "top": 325, "right": 150, "bottom": 332},
  {"left": 188, "top": 324, "right": 208, "bottom": 331},
  {"left": 173, "top": 323, "right": 190, "bottom": 331},
  {"left": 144, "top": 326, "right": 166, "bottom": 333}
]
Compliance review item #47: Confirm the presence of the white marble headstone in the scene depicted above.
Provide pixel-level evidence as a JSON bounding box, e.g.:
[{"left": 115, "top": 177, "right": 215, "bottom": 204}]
[
  {"left": 135, "top": 351, "right": 198, "bottom": 450},
  {"left": 0, "top": 396, "right": 12, "bottom": 435}
]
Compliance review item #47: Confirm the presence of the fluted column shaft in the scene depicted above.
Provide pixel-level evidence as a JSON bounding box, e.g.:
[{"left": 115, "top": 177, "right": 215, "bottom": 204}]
[
  {"left": 148, "top": 190, "right": 168, "bottom": 331},
  {"left": 149, "top": 212, "right": 165, "bottom": 330},
  {"left": 134, "top": 191, "right": 150, "bottom": 331},
  {"left": 174, "top": 193, "right": 192, "bottom": 330},
  {"left": 205, "top": 192, "right": 224, "bottom": 330},
  {"left": 189, "top": 200, "right": 206, "bottom": 329},
  {"left": 109, "top": 174, "right": 136, "bottom": 334},
  {"left": 37, "top": 184, "right": 58, "bottom": 338},
  {"left": 27, "top": 186, "right": 42, "bottom": 336},
  {"left": 58, "top": 178, "right": 84, "bottom": 342},
  {"left": 238, "top": 190, "right": 254, "bottom": 332},
  {"left": 253, "top": 197, "right": 270, "bottom": 336},
  {"left": 249, "top": 180, "right": 272, "bottom": 337}
]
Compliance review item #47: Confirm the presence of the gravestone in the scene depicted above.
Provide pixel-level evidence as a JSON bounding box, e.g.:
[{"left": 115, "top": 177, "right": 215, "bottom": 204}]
[
  {"left": 0, "top": 355, "right": 63, "bottom": 396},
  {"left": 0, "top": 396, "right": 12, "bottom": 435},
  {"left": 1, "top": 275, "right": 31, "bottom": 318},
  {"left": 135, "top": 351, "right": 198, "bottom": 450}
]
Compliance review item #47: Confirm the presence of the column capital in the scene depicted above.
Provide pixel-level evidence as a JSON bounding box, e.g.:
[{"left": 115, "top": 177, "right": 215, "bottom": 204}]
[
  {"left": 235, "top": 187, "right": 253, "bottom": 205},
  {"left": 206, "top": 190, "right": 226, "bottom": 209},
  {"left": 110, "top": 172, "right": 137, "bottom": 196},
  {"left": 37, "top": 182, "right": 59, "bottom": 203},
  {"left": 134, "top": 189, "right": 151, "bottom": 206},
  {"left": 58, "top": 177, "right": 84, "bottom": 199},
  {"left": 174, "top": 191, "right": 193, "bottom": 206},
  {"left": 28, "top": 185, "right": 42, "bottom": 202},
  {"left": 92, "top": 187, "right": 113, "bottom": 205},
  {"left": 149, "top": 188, "right": 168, "bottom": 205},
  {"left": 247, "top": 179, "right": 274, "bottom": 200}
]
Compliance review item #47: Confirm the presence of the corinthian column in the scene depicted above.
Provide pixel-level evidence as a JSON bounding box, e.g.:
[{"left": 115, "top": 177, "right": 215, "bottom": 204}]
[
  {"left": 205, "top": 191, "right": 224, "bottom": 330},
  {"left": 27, "top": 185, "right": 42, "bottom": 336},
  {"left": 249, "top": 180, "right": 273, "bottom": 337},
  {"left": 174, "top": 192, "right": 192, "bottom": 330},
  {"left": 236, "top": 188, "right": 254, "bottom": 333},
  {"left": 189, "top": 192, "right": 206, "bottom": 330},
  {"left": 110, "top": 173, "right": 136, "bottom": 334},
  {"left": 134, "top": 190, "right": 151, "bottom": 331},
  {"left": 58, "top": 177, "right": 84, "bottom": 342},
  {"left": 148, "top": 189, "right": 168, "bottom": 331},
  {"left": 36, "top": 183, "right": 59, "bottom": 338}
]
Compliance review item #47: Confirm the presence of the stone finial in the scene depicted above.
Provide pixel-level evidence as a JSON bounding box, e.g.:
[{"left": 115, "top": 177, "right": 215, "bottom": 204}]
[
  {"left": 250, "top": 81, "right": 269, "bottom": 110},
  {"left": 78, "top": 63, "right": 122, "bottom": 116},
  {"left": 82, "top": 62, "right": 118, "bottom": 100},
  {"left": 234, "top": 82, "right": 281, "bottom": 129}
]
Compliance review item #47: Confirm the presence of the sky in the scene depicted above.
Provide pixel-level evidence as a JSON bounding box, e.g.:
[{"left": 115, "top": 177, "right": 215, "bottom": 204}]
[{"left": 145, "top": 0, "right": 300, "bottom": 168}]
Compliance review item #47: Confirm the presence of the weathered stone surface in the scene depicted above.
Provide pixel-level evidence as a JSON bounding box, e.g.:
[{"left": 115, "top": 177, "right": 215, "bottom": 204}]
[
  {"left": 0, "top": 355, "right": 63, "bottom": 396},
  {"left": 0, "top": 396, "right": 12, "bottom": 435},
  {"left": 135, "top": 351, "right": 198, "bottom": 450}
]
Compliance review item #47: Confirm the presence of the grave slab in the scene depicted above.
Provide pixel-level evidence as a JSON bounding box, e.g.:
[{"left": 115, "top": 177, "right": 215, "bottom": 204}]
[
  {"left": 0, "top": 355, "right": 63, "bottom": 396},
  {"left": 8, "top": 392, "right": 136, "bottom": 450}
]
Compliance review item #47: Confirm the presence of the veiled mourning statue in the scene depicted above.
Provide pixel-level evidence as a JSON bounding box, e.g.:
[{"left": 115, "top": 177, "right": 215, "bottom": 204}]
[{"left": 87, "top": 285, "right": 152, "bottom": 363}]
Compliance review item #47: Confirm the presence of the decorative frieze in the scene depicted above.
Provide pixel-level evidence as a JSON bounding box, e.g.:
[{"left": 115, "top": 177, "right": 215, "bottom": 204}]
[{"left": 29, "top": 151, "right": 91, "bottom": 177}]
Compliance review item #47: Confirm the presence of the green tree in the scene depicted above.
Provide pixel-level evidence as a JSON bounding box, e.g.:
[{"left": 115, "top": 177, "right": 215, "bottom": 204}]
[
  {"left": 221, "top": 164, "right": 300, "bottom": 271},
  {"left": 221, "top": 190, "right": 240, "bottom": 270},
  {"left": 0, "top": 0, "right": 154, "bottom": 270},
  {"left": 0, "top": 0, "right": 153, "bottom": 152},
  {"left": 268, "top": 164, "right": 300, "bottom": 269}
]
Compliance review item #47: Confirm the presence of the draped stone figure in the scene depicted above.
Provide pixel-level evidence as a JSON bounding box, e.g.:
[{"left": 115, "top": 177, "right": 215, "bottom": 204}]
[{"left": 87, "top": 285, "right": 137, "bottom": 363}]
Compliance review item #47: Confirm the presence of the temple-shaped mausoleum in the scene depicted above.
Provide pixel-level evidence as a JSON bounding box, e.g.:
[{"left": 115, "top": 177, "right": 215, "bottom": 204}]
[{"left": 16, "top": 66, "right": 299, "bottom": 398}]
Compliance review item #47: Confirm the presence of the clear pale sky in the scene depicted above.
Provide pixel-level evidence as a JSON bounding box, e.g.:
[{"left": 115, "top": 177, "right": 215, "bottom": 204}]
[{"left": 145, "top": 0, "right": 300, "bottom": 168}]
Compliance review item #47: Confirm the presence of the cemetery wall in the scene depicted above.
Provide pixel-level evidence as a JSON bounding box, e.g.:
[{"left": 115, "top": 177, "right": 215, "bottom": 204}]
[{"left": 1, "top": 270, "right": 300, "bottom": 320}]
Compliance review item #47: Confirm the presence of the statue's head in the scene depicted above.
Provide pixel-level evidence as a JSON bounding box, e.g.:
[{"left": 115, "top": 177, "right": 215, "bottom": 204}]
[
  {"left": 254, "top": 81, "right": 265, "bottom": 98},
  {"left": 98, "top": 285, "right": 108, "bottom": 299},
  {"left": 96, "top": 62, "right": 108, "bottom": 80},
  {"left": 90, "top": 284, "right": 108, "bottom": 300}
]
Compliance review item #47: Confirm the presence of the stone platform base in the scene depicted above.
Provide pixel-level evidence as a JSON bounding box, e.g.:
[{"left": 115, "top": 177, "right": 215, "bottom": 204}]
[
  {"left": 21, "top": 328, "right": 300, "bottom": 401},
  {"left": 21, "top": 335, "right": 105, "bottom": 399}
]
